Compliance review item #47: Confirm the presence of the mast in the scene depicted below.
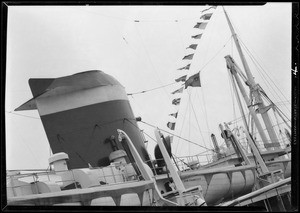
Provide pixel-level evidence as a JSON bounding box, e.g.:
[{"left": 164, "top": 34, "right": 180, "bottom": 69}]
[
  {"left": 225, "top": 56, "right": 269, "bottom": 174},
  {"left": 223, "top": 7, "right": 280, "bottom": 150},
  {"left": 225, "top": 56, "right": 270, "bottom": 150}
]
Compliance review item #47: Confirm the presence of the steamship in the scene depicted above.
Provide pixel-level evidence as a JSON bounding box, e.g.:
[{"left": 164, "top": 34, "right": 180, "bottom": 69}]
[{"left": 6, "top": 4, "right": 293, "bottom": 210}]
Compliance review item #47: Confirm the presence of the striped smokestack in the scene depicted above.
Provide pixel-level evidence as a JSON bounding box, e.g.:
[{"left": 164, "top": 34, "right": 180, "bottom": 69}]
[{"left": 15, "top": 70, "right": 150, "bottom": 169}]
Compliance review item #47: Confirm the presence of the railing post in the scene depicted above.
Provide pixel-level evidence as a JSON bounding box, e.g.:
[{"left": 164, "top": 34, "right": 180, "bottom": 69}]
[
  {"left": 70, "top": 170, "right": 77, "bottom": 189},
  {"left": 111, "top": 165, "right": 117, "bottom": 183}
]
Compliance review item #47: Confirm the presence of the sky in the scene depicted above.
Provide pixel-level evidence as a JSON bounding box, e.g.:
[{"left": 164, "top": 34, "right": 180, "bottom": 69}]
[{"left": 5, "top": 3, "right": 292, "bottom": 170}]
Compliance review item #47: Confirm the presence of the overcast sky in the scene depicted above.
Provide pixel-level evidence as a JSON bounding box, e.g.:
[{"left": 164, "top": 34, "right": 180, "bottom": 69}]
[{"left": 5, "top": 3, "right": 292, "bottom": 170}]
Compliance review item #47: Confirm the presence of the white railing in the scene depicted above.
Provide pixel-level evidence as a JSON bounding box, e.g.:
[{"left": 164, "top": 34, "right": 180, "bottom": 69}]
[{"left": 6, "top": 162, "right": 142, "bottom": 194}]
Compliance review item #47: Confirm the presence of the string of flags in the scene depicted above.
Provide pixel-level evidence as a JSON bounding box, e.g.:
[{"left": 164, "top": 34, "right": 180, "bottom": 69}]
[{"left": 166, "top": 5, "right": 217, "bottom": 131}]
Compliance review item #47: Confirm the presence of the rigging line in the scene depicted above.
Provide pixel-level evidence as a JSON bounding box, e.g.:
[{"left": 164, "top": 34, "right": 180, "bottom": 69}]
[
  {"left": 5, "top": 110, "right": 40, "bottom": 120},
  {"left": 273, "top": 108, "right": 285, "bottom": 144},
  {"left": 245, "top": 49, "right": 291, "bottom": 115},
  {"left": 142, "top": 130, "right": 159, "bottom": 145},
  {"left": 272, "top": 104, "right": 291, "bottom": 124},
  {"left": 128, "top": 96, "right": 156, "bottom": 126},
  {"left": 195, "top": 149, "right": 214, "bottom": 156},
  {"left": 200, "top": 8, "right": 224, "bottom": 69},
  {"left": 238, "top": 36, "right": 291, "bottom": 107},
  {"left": 199, "top": 35, "right": 232, "bottom": 72},
  {"left": 225, "top": 8, "right": 289, "bottom": 106},
  {"left": 133, "top": 23, "right": 173, "bottom": 105},
  {"left": 134, "top": 8, "right": 220, "bottom": 22},
  {"left": 259, "top": 87, "right": 291, "bottom": 123},
  {"left": 140, "top": 120, "right": 214, "bottom": 151},
  {"left": 9, "top": 121, "right": 44, "bottom": 169},
  {"left": 227, "top": 98, "right": 292, "bottom": 124},
  {"left": 246, "top": 120, "right": 290, "bottom": 136},
  {"left": 188, "top": 89, "right": 209, "bottom": 149},
  {"left": 70, "top": 7, "right": 133, "bottom": 22},
  {"left": 134, "top": 7, "right": 220, "bottom": 23},
  {"left": 73, "top": 6, "right": 216, "bottom": 23},
  {"left": 172, "top": 154, "right": 190, "bottom": 167},
  {"left": 120, "top": 118, "right": 158, "bottom": 146},
  {"left": 175, "top": 95, "right": 190, "bottom": 155},
  {"left": 69, "top": 5, "right": 220, "bottom": 23},
  {"left": 127, "top": 82, "right": 177, "bottom": 96},
  {"left": 196, "top": 84, "right": 211, "bottom": 134},
  {"left": 257, "top": 88, "right": 290, "bottom": 124},
  {"left": 175, "top": 17, "right": 186, "bottom": 53}
]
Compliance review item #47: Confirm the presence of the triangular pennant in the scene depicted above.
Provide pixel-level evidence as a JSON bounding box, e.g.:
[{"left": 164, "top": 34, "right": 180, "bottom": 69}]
[
  {"left": 191, "top": 34, "right": 202, "bottom": 39},
  {"left": 201, "top": 6, "right": 217, "bottom": 13},
  {"left": 169, "top": 112, "right": 178, "bottom": 118},
  {"left": 175, "top": 75, "right": 187, "bottom": 82},
  {"left": 200, "top": 13, "right": 213, "bottom": 20},
  {"left": 194, "top": 22, "right": 208, "bottom": 29},
  {"left": 186, "top": 44, "right": 198, "bottom": 50},
  {"left": 185, "top": 72, "right": 201, "bottom": 89},
  {"left": 177, "top": 64, "right": 191, "bottom": 70},
  {"left": 182, "top": 54, "right": 194, "bottom": 60},
  {"left": 167, "top": 122, "right": 176, "bottom": 130},
  {"left": 172, "top": 98, "right": 181, "bottom": 105},
  {"left": 171, "top": 87, "right": 184, "bottom": 94}
]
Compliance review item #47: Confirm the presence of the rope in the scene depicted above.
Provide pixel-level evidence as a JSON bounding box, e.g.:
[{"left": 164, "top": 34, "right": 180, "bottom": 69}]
[
  {"left": 127, "top": 82, "right": 177, "bottom": 96},
  {"left": 198, "top": 35, "right": 232, "bottom": 73},
  {"left": 5, "top": 110, "right": 40, "bottom": 120},
  {"left": 259, "top": 88, "right": 291, "bottom": 123},
  {"left": 133, "top": 23, "right": 173, "bottom": 104},
  {"left": 140, "top": 120, "right": 215, "bottom": 152},
  {"left": 196, "top": 87, "right": 211, "bottom": 138},
  {"left": 8, "top": 120, "right": 44, "bottom": 169},
  {"left": 238, "top": 36, "right": 291, "bottom": 113},
  {"left": 174, "top": 95, "right": 190, "bottom": 154},
  {"left": 188, "top": 89, "right": 209, "bottom": 149}
]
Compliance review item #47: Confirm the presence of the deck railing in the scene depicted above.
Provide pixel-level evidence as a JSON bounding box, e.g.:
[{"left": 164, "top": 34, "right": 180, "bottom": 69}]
[{"left": 6, "top": 162, "right": 142, "bottom": 196}]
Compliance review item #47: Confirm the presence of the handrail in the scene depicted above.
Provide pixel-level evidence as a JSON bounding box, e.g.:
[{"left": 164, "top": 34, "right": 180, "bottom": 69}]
[
  {"left": 6, "top": 162, "right": 141, "bottom": 192},
  {"left": 219, "top": 177, "right": 291, "bottom": 206}
]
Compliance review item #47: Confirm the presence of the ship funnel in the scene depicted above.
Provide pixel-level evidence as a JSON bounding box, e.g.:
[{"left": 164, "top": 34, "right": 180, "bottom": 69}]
[{"left": 16, "top": 70, "right": 150, "bottom": 169}]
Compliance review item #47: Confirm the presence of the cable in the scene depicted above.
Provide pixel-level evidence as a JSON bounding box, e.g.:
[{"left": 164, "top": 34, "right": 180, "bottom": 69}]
[
  {"left": 196, "top": 87, "right": 211, "bottom": 137},
  {"left": 188, "top": 89, "right": 209, "bottom": 149},
  {"left": 174, "top": 95, "right": 190, "bottom": 154},
  {"left": 7, "top": 120, "right": 44, "bottom": 169},
  {"left": 133, "top": 23, "right": 173, "bottom": 104},
  {"left": 5, "top": 110, "right": 40, "bottom": 120},
  {"left": 198, "top": 35, "right": 232, "bottom": 73},
  {"left": 238, "top": 36, "right": 291, "bottom": 112},
  {"left": 140, "top": 120, "right": 215, "bottom": 152},
  {"left": 127, "top": 82, "right": 177, "bottom": 96}
]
